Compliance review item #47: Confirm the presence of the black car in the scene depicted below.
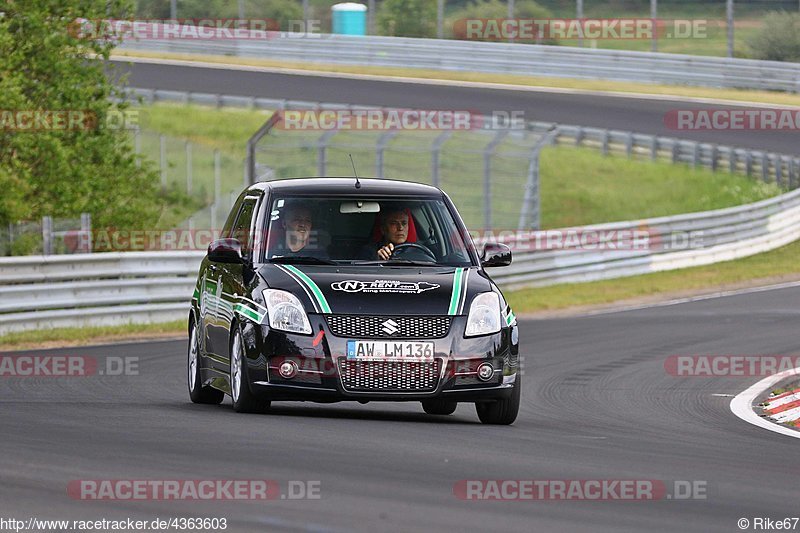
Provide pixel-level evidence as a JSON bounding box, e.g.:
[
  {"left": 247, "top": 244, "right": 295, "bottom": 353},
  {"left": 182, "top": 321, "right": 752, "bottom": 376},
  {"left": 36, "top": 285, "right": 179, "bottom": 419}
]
[{"left": 187, "top": 178, "right": 520, "bottom": 424}]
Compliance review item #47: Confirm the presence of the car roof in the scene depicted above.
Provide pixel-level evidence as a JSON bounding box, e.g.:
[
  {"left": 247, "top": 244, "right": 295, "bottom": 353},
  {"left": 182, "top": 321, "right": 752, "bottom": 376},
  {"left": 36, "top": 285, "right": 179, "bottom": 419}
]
[{"left": 247, "top": 177, "right": 444, "bottom": 197}]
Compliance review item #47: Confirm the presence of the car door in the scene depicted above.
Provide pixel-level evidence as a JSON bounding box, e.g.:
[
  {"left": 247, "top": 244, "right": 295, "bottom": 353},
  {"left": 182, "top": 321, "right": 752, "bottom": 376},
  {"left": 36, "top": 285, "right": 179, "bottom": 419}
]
[{"left": 211, "top": 194, "right": 260, "bottom": 368}]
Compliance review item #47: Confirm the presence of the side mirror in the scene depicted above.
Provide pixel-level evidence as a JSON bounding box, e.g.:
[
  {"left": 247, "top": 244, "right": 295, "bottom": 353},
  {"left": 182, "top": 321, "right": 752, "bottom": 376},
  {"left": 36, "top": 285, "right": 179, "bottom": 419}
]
[
  {"left": 208, "top": 238, "right": 244, "bottom": 264},
  {"left": 481, "top": 242, "right": 512, "bottom": 267}
]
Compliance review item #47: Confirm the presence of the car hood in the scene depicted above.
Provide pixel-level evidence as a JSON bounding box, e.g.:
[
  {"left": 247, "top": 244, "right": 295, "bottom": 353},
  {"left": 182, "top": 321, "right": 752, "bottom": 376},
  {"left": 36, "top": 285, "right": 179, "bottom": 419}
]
[{"left": 258, "top": 263, "right": 491, "bottom": 316}]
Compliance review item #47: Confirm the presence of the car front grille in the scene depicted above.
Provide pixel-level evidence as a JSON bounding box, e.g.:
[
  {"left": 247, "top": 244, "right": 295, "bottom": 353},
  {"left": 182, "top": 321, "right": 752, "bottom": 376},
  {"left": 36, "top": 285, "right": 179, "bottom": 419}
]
[
  {"left": 326, "top": 315, "right": 451, "bottom": 339},
  {"left": 338, "top": 359, "right": 441, "bottom": 392}
]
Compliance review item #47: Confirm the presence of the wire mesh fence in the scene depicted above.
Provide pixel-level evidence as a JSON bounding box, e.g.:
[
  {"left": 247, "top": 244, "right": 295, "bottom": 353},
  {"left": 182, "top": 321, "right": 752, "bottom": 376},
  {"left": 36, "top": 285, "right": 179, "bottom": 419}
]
[{"left": 253, "top": 125, "right": 549, "bottom": 231}]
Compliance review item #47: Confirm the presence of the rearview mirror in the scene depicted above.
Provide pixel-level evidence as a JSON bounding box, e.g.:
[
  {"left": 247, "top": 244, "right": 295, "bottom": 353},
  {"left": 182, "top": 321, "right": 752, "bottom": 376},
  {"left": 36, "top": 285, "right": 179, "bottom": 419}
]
[
  {"left": 481, "top": 242, "right": 512, "bottom": 267},
  {"left": 340, "top": 201, "right": 381, "bottom": 214},
  {"left": 208, "top": 238, "right": 244, "bottom": 264}
]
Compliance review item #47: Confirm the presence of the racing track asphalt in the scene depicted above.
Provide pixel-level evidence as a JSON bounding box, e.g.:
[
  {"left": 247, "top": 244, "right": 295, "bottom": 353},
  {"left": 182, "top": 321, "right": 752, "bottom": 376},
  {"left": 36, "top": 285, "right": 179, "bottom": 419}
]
[
  {"left": 112, "top": 59, "right": 800, "bottom": 154},
  {"left": 1, "top": 286, "right": 798, "bottom": 532}
]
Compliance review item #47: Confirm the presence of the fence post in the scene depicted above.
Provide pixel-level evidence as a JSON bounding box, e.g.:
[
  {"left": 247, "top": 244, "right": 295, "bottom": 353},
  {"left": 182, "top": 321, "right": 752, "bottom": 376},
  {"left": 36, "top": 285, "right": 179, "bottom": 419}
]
[
  {"left": 710, "top": 145, "right": 718, "bottom": 171},
  {"left": 317, "top": 130, "right": 338, "bottom": 177},
  {"left": 186, "top": 141, "right": 193, "bottom": 195},
  {"left": 746, "top": 151, "right": 753, "bottom": 177},
  {"left": 775, "top": 155, "right": 783, "bottom": 187},
  {"left": 80, "top": 212, "right": 92, "bottom": 253},
  {"left": 671, "top": 141, "right": 679, "bottom": 163},
  {"left": 159, "top": 134, "right": 167, "bottom": 190},
  {"left": 214, "top": 149, "right": 221, "bottom": 206},
  {"left": 518, "top": 128, "right": 558, "bottom": 231},
  {"left": 791, "top": 158, "right": 798, "bottom": 189},
  {"left": 431, "top": 131, "right": 452, "bottom": 188},
  {"left": 692, "top": 143, "right": 700, "bottom": 168},
  {"left": 575, "top": 126, "right": 584, "bottom": 146},
  {"left": 482, "top": 130, "right": 508, "bottom": 231},
  {"left": 601, "top": 130, "right": 610, "bottom": 156},
  {"left": 375, "top": 131, "right": 398, "bottom": 178},
  {"left": 729, "top": 149, "right": 736, "bottom": 174},
  {"left": 625, "top": 131, "right": 633, "bottom": 158},
  {"left": 134, "top": 126, "right": 141, "bottom": 167},
  {"left": 761, "top": 153, "right": 769, "bottom": 182},
  {"left": 650, "top": 136, "right": 658, "bottom": 161},
  {"left": 42, "top": 216, "right": 53, "bottom": 256}
]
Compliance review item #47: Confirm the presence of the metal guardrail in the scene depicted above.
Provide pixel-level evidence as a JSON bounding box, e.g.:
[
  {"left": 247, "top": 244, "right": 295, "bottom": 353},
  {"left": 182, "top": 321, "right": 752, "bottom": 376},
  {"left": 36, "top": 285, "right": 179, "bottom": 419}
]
[
  {"left": 0, "top": 252, "right": 203, "bottom": 334},
  {"left": 1, "top": 184, "right": 799, "bottom": 334},
  {"left": 120, "top": 31, "right": 800, "bottom": 92}
]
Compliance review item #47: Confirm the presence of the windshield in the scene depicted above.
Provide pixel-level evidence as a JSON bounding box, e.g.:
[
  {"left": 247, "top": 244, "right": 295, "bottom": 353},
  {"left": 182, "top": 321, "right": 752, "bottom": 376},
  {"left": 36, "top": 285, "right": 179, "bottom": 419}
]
[{"left": 262, "top": 195, "right": 475, "bottom": 267}]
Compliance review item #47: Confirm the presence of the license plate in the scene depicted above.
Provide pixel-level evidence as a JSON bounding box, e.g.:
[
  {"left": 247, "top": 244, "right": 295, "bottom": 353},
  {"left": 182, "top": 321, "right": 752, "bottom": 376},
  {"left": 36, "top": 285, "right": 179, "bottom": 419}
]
[{"left": 346, "top": 340, "right": 435, "bottom": 361}]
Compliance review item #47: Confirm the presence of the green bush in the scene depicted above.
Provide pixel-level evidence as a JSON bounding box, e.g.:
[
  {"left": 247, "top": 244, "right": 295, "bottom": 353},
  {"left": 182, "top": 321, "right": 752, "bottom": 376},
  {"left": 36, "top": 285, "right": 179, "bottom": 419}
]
[
  {"left": 746, "top": 11, "right": 800, "bottom": 62},
  {"left": 378, "top": 0, "right": 437, "bottom": 38}
]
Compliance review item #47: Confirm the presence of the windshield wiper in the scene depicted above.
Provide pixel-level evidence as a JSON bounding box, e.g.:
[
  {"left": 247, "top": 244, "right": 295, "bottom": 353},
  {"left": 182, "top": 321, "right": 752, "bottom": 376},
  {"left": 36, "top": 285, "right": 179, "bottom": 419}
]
[
  {"left": 353, "top": 259, "right": 440, "bottom": 267},
  {"left": 269, "top": 256, "right": 338, "bottom": 265}
]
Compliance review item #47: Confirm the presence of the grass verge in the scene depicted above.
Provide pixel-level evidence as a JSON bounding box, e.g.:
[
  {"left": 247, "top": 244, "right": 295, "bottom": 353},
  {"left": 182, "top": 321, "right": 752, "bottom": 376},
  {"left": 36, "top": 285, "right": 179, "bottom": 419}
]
[
  {"left": 0, "top": 321, "right": 185, "bottom": 352},
  {"left": 114, "top": 50, "right": 800, "bottom": 107},
  {"left": 506, "top": 239, "right": 800, "bottom": 314}
]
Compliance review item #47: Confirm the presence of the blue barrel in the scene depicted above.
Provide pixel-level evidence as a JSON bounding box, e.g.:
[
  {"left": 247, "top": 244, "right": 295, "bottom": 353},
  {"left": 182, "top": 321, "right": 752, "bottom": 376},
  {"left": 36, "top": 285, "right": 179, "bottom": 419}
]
[{"left": 331, "top": 2, "right": 367, "bottom": 36}]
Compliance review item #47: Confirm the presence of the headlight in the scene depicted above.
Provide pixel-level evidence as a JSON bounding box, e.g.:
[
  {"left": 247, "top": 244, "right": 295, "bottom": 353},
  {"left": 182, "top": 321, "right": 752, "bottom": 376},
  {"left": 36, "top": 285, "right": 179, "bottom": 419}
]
[
  {"left": 464, "top": 292, "right": 502, "bottom": 337},
  {"left": 263, "top": 289, "right": 312, "bottom": 334}
]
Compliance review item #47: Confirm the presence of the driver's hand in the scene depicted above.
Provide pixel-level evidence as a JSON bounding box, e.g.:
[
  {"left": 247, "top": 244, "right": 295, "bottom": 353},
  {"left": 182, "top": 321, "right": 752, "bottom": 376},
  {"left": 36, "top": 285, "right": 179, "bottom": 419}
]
[{"left": 377, "top": 243, "right": 394, "bottom": 260}]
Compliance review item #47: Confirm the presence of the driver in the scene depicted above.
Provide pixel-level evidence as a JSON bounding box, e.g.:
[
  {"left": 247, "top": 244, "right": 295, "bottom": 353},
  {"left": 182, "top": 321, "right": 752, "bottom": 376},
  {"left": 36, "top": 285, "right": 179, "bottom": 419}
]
[{"left": 360, "top": 207, "right": 414, "bottom": 260}]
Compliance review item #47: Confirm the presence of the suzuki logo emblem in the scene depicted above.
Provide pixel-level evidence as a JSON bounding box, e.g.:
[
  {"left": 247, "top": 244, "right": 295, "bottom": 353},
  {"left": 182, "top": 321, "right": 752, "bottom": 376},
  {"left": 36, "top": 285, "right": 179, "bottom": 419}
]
[{"left": 381, "top": 319, "right": 400, "bottom": 336}]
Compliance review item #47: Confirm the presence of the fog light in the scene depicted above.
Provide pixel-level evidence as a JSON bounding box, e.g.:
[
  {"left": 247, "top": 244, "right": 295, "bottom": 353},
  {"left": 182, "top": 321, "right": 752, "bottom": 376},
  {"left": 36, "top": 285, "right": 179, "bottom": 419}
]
[
  {"left": 279, "top": 360, "right": 298, "bottom": 379},
  {"left": 477, "top": 363, "right": 494, "bottom": 381}
]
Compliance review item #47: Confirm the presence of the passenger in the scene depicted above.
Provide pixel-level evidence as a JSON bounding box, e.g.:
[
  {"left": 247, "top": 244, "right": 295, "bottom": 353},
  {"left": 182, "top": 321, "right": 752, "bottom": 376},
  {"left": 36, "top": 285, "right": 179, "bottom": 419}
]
[{"left": 270, "top": 203, "right": 328, "bottom": 258}]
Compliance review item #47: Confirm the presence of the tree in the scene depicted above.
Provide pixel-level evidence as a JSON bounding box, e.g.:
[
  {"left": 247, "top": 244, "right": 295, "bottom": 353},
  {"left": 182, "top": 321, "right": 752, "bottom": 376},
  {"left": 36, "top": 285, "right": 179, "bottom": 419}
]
[
  {"left": 379, "top": 0, "right": 437, "bottom": 38},
  {"left": 0, "top": 0, "right": 161, "bottom": 229}
]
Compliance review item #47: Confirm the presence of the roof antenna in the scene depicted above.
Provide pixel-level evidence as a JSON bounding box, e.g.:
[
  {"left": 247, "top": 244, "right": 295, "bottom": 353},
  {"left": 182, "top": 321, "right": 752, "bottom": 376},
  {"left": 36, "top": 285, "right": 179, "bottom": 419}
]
[{"left": 349, "top": 153, "right": 361, "bottom": 189}]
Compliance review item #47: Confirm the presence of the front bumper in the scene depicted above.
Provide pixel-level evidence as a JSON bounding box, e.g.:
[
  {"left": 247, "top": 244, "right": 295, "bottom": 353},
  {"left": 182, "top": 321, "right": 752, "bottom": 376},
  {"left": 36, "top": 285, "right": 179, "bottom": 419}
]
[{"left": 239, "top": 315, "right": 519, "bottom": 403}]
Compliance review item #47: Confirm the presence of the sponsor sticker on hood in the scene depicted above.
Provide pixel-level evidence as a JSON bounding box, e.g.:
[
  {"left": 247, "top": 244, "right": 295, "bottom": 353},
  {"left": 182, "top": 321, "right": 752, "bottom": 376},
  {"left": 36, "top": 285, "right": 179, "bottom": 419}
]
[{"left": 331, "top": 280, "right": 440, "bottom": 294}]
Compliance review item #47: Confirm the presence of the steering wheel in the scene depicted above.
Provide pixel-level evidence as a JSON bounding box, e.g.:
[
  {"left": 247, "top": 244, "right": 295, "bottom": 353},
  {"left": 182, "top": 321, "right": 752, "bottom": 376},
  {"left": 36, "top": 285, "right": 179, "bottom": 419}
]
[{"left": 391, "top": 242, "right": 436, "bottom": 262}]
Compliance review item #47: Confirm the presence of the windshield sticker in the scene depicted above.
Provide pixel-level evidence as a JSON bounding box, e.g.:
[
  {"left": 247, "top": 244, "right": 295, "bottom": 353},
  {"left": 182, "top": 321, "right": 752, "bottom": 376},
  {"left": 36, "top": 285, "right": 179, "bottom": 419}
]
[{"left": 331, "top": 280, "right": 440, "bottom": 294}]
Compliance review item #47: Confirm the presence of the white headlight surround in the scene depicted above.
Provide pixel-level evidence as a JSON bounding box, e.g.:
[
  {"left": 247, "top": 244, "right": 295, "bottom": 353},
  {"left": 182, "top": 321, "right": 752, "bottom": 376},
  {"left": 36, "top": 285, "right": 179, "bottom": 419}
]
[
  {"left": 263, "top": 289, "right": 312, "bottom": 335},
  {"left": 464, "top": 292, "right": 502, "bottom": 337}
]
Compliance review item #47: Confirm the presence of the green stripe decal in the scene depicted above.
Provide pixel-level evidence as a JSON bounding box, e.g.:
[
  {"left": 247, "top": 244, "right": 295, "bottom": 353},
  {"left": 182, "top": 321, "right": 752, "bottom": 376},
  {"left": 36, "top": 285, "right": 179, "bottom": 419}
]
[
  {"left": 234, "top": 303, "right": 264, "bottom": 323},
  {"left": 192, "top": 287, "right": 200, "bottom": 300},
  {"left": 506, "top": 311, "right": 516, "bottom": 326},
  {"left": 283, "top": 264, "right": 332, "bottom": 314},
  {"left": 448, "top": 268, "right": 465, "bottom": 315}
]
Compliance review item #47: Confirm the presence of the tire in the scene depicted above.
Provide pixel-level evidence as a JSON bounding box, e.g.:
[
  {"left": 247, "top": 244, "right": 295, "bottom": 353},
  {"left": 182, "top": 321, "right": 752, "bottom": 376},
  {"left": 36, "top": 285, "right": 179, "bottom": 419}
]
[
  {"left": 475, "top": 373, "right": 521, "bottom": 425},
  {"left": 188, "top": 322, "right": 224, "bottom": 405},
  {"left": 230, "top": 327, "right": 270, "bottom": 413},
  {"left": 421, "top": 399, "right": 457, "bottom": 415}
]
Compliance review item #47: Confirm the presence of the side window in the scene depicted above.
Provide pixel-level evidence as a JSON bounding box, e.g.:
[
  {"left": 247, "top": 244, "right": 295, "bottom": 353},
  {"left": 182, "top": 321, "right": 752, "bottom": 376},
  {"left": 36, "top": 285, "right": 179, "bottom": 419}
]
[
  {"left": 231, "top": 198, "right": 257, "bottom": 256},
  {"left": 222, "top": 194, "right": 244, "bottom": 236}
]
